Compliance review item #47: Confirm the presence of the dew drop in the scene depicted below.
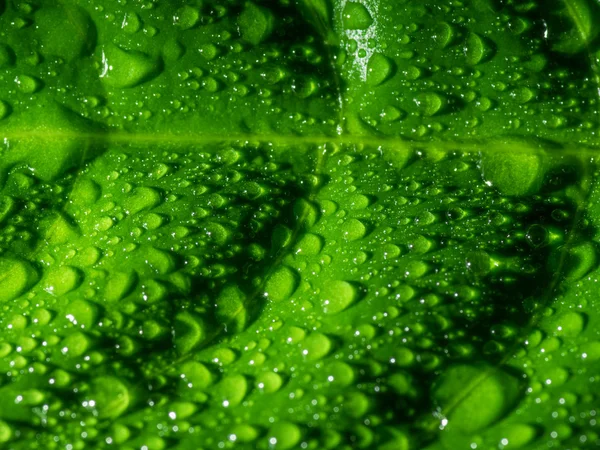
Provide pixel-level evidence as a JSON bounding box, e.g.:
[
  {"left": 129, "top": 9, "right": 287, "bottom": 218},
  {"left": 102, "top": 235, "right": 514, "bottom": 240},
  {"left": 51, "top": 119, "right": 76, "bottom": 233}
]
[
  {"left": 464, "top": 32, "right": 487, "bottom": 65},
  {"left": 0, "top": 43, "right": 15, "bottom": 68},
  {"left": 366, "top": 53, "right": 395, "bottom": 86},
  {"left": 100, "top": 45, "right": 162, "bottom": 89},
  {"left": 256, "top": 372, "right": 283, "bottom": 393},
  {"left": 15, "top": 75, "right": 42, "bottom": 94},
  {"left": 302, "top": 332, "right": 332, "bottom": 360},
  {"left": 88, "top": 376, "right": 130, "bottom": 419},
  {"left": 0, "top": 100, "right": 10, "bottom": 120},
  {"left": 342, "top": 2, "right": 373, "bottom": 30},
  {"left": 264, "top": 266, "right": 298, "bottom": 302},
  {"left": 294, "top": 233, "right": 323, "bottom": 256},
  {"left": 321, "top": 280, "right": 358, "bottom": 314},
  {"left": 238, "top": 2, "right": 274, "bottom": 45},
  {"left": 341, "top": 218, "right": 367, "bottom": 241},
  {"left": 43, "top": 266, "right": 82, "bottom": 296},
  {"left": 214, "top": 374, "right": 247, "bottom": 407},
  {"left": 267, "top": 422, "right": 301, "bottom": 449},
  {"left": 174, "top": 6, "right": 199, "bottom": 30},
  {"left": 0, "top": 258, "right": 38, "bottom": 302},
  {"left": 414, "top": 92, "right": 445, "bottom": 116},
  {"left": 174, "top": 312, "right": 205, "bottom": 355}
]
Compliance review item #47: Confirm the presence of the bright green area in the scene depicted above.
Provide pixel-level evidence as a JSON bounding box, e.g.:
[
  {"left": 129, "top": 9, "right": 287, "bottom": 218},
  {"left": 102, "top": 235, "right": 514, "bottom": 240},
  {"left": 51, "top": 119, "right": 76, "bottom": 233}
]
[{"left": 0, "top": 1, "right": 599, "bottom": 450}]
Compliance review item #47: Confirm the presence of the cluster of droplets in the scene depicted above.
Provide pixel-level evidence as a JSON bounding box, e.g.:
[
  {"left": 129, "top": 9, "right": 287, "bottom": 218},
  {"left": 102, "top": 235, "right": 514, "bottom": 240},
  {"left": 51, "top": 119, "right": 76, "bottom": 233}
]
[
  {"left": 0, "top": 131, "right": 598, "bottom": 449},
  {"left": 0, "top": 138, "right": 321, "bottom": 449},
  {"left": 0, "top": 0, "right": 599, "bottom": 449},
  {"left": 0, "top": 0, "right": 340, "bottom": 136},
  {"left": 335, "top": 0, "right": 600, "bottom": 142}
]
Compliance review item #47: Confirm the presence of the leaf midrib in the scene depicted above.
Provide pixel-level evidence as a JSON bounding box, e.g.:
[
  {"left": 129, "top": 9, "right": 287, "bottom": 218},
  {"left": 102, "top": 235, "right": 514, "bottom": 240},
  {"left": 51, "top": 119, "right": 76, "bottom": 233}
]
[{"left": 2, "top": 130, "right": 600, "bottom": 157}]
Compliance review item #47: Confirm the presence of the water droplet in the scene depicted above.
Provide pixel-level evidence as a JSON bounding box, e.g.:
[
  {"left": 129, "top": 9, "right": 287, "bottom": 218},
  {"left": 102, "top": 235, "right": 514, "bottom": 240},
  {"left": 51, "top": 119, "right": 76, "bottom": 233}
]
[
  {"left": 380, "top": 105, "right": 404, "bottom": 122},
  {"left": 15, "top": 75, "right": 42, "bottom": 94},
  {"left": 267, "top": 422, "right": 301, "bottom": 449},
  {"left": 43, "top": 266, "right": 82, "bottom": 296},
  {"left": 238, "top": 2, "right": 274, "bottom": 45},
  {"left": 163, "top": 38, "right": 185, "bottom": 63},
  {"left": 526, "top": 224, "right": 549, "bottom": 248},
  {"left": 203, "top": 222, "right": 231, "bottom": 246},
  {"left": 61, "top": 332, "right": 90, "bottom": 357},
  {"left": 100, "top": 45, "right": 162, "bottom": 88},
  {"left": 480, "top": 143, "right": 546, "bottom": 196},
  {"left": 292, "top": 76, "right": 318, "bottom": 98},
  {"left": 174, "top": 312, "right": 205, "bottom": 355},
  {"left": 302, "top": 332, "right": 331, "bottom": 360},
  {"left": 326, "top": 361, "right": 355, "bottom": 386},
  {"left": 174, "top": 6, "right": 199, "bottom": 30},
  {"left": 343, "top": 391, "right": 369, "bottom": 418},
  {"left": 409, "top": 235, "right": 432, "bottom": 254},
  {"left": 348, "top": 194, "right": 370, "bottom": 210},
  {"left": 433, "top": 365, "right": 521, "bottom": 433},
  {"left": 321, "top": 280, "right": 358, "bottom": 314},
  {"left": 230, "top": 424, "right": 259, "bottom": 443},
  {"left": 558, "top": 241, "right": 598, "bottom": 282},
  {"left": 581, "top": 341, "right": 600, "bottom": 361},
  {"left": 140, "top": 246, "right": 176, "bottom": 275},
  {"left": 64, "top": 299, "right": 97, "bottom": 329},
  {"left": 0, "top": 44, "right": 15, "bottom": 68},
  {"left": 215, "top": 285, "right": 247, "bottom": 332},
  {"left": 342, "top": 2, "right": 373, "bottom": 30},
  {"left": 257, "top": 372, "right": 283, "bottom": 393},
  {"left": 341, "top": 218, "right": 366, "bottom": 241},
  {"left": 366, "top": 53, "right": 395, "bottom": 86},
  {"left": 214, "top": 374, "right": 247, "bottom": 407},
  {"left": 179, "top": 361, "right": 213, "bottom": 390},
  {"left": 495, "top": 424, "right": 537, "bottom": 448},
  {"left": 264, "top": 266, "right": 298, "bottom": 302},
  {"left": 104, "top": 271, "right": 137, "bottom": 302},
  {"left": 0, "top": 100, "right": 10, "bottom": 120},
  {"left": 71, "top": 178, "right": 101, "bottom": 206},
  {"left": 0, "top": 258, "right": 38, "bottom": 302},
  {"left": 433, "top": 22, "right": 454, "bottom": 49},
  {"left": 199, "top": 44, "right": 219, "bottom": 61},
  {"left": 466, "top": 250, "right": 492, "bottom": 276},
  {"left": 122, "top": 11, "right": 142, "bottom": 34},
  {"left": 0, "top": 420, "right": 12, "bottom": 443},
  {"left": 88, "top": 376, "right": 130, "bottom": 418},
  {"left": 294, "top": 233, "right": 323, "bottom": 256},
  {"left": 414, "top": 92, "right": 445, "bottom": 116},
  {"left": 464, "top": 33, "right": 487, "bottom": 65},
  {"left": 35, "top": 5, "right": 95, "bottom": 61},
  {"left": 510, "top": 87, "right": 535, "bottom": 104}
]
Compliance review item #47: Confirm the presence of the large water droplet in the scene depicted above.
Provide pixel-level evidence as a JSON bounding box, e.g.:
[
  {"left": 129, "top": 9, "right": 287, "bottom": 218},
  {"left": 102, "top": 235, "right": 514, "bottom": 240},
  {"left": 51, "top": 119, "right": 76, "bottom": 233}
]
[
  {"left": 43, "top": 266, "right": 82, "bottom": 296},
  {"left": 302, "top": 332, "right": 332, "bottom": 360},
  {"left": 341, "top": 218, "right": 367, "bottom": 241},
  {"left": 264, "top": 266, "right": 298, "bottom": 302},
  {"left": 321, "top": 280, "right": 358, "bottom": 314},
  {"left": 88, "top": 377, "right": 130, "bottom": 419},
  {"left": 174, "top": 312, "right": 205, "bottom": 355},
  {"left": 100, "top": 45, "right": 162, "bottom": 88},
  {"left": 0, "top": 258, "right": 38, "bottom": 302},
  {"left": 433, "top": 364, "right": 521, "bottom": 433},
  {"left": 267, "top": 422, "right": 301, "bottom": 449},
  {"left": 366, "top": 53, "right": 395, "bottom": 86},
  {"left": 342, "top": 2, "right": 373, "bottom": 30},
  {"left": 238, "top": 2, "right": 274, "bottom": 45}
]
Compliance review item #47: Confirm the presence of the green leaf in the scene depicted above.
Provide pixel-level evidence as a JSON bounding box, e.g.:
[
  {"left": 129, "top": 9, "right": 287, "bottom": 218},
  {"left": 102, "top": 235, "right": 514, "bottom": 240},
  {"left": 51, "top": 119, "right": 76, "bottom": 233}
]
[
  {"left": 553, "top": 0, "right": 598, "bottom": 54},
  {"left": 0, "top": 1, "right": 599, "bottom": 449}
]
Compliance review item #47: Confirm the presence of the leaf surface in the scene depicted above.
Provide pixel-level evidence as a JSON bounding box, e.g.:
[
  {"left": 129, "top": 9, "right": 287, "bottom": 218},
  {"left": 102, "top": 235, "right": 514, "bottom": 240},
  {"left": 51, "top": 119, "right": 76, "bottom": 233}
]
[{"left": 0, "top": 1, "right": 599, "bottom": 449}]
